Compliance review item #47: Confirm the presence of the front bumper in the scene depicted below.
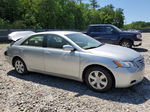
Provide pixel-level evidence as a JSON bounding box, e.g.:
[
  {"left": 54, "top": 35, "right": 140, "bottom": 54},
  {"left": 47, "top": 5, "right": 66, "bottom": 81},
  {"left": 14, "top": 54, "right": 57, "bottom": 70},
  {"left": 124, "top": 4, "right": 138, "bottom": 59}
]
[
  {"left": 112, "top": 66, "right": 144, "bottom": 88},
  {"left": 134, "top": 41, "right": 142, "bottom": 46}
]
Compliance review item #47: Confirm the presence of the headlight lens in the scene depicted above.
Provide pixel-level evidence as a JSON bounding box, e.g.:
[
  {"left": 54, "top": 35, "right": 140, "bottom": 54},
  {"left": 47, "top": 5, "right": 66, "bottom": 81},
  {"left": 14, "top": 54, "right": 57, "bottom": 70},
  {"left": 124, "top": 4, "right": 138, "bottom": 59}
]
[
  {"left": 113, "top": 60, "right": 135, "bottom": 68},
  {"left": 136, "top": 34, "right": 142, "bottom": 39}
]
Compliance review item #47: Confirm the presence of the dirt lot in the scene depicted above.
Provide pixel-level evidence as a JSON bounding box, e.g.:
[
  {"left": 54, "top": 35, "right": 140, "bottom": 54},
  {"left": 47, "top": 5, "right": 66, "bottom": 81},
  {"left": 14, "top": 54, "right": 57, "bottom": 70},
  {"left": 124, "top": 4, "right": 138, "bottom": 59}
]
[{"left": 0, "top": 33, "right": 150, "bottom": 112}]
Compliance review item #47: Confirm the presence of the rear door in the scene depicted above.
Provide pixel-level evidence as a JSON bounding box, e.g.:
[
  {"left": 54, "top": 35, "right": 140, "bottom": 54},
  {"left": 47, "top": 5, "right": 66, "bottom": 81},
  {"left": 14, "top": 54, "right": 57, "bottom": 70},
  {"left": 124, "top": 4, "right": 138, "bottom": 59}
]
[{"left": 20, "top": 35, "right": 45, "bottom": 72}]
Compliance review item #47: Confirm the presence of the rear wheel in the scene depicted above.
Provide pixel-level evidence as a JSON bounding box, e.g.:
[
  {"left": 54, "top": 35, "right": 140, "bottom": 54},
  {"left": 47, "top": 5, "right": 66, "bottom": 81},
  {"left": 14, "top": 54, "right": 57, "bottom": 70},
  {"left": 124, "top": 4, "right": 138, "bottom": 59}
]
[
  {"left": 120, "top": 40, "right": 133, "bottom": 48},
  {"left": 84, "top": 67, "right": 113, "bottom": 92},
  {"left": 14, "top": 58, "right": 28, "bottom": 74}
]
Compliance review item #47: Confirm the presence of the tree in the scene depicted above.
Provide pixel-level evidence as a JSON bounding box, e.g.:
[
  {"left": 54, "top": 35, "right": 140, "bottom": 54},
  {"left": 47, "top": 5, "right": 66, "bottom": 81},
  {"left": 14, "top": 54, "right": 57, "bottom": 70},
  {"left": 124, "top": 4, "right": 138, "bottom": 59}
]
[
  {"left": 0, "top": 18, "right": 10, "bottom": 28},
  {"left": 0, "top": 0, "right": 22, "bottom": 22},
  {"left": 37, "top": 0, "right": 59, "bottom": 29},
  {"left": 19, "top": 0, "right": 42, "bottom": 29},
  {"left": 0, "top": 0, "right": 125, "bottom": 29},
  {"left": 124, "top": 21, "right": 150, "bottom": 29},
  {"left": 89, "top": 0, "right": 99, "bottom": 9},
  {"left": 99, "top": 5, "right": 115, "bottom": 24},
  {"left": 72, "top": 0, "right": 82, "bottom": 4},
  {"left": 114, "top": 8, "right": 124, "bottom": 28},
  {"left": 78, "top": 0, "right": 82, "bottom": 4}
]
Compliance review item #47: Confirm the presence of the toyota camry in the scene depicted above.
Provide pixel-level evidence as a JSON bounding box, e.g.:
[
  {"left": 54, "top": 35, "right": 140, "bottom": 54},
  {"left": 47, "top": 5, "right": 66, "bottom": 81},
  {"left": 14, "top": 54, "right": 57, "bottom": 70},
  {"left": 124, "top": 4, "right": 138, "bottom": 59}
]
[{"left": 5, "top": 31, "right": 145, "bottom": 92}]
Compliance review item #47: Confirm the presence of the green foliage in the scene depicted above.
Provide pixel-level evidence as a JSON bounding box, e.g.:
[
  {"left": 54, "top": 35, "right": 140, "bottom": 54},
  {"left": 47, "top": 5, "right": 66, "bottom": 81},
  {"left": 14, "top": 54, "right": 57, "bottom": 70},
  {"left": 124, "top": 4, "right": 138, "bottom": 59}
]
[
  {"left": 89, "top": 0, "right": 99, "bottom": 8},
  {"left": 85, "top": 4, "right": 124, "bottom": 28},
  {"left": 10, "top": 20, "right": 26, "bottom": 29},
  {"left": 114, "top": 8, "right": 124, "bottom": 28},
  {"left": 0, "top": 0, "right": 125, "bottom": 30},
  {"left": 99, "top": 5, "right": 115, "bottom": 24},
  {"left": 0, "top": 18, "right": 10, "bottom": 28},
  {"left": 124, "top": 21, "right": 150, "bottom": 29},
  {"left": 0, "top": 0, "right": 22, "bottom": 22}
]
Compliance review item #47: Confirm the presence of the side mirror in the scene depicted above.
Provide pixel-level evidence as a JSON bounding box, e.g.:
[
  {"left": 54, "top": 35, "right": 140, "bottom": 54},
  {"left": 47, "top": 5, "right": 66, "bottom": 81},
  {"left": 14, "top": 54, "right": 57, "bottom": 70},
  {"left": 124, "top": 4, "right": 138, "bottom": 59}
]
[
  {"left": 63, "top": 45, "right": 75, "bottom": 51},
  {"left": 111, "top": 30, "right": 117, "bottom": 34}
]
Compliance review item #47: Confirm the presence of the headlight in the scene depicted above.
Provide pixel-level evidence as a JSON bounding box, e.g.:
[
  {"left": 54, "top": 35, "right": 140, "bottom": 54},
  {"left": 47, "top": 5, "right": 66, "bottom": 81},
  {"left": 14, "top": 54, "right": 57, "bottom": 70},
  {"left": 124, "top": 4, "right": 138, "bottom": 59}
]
[
  {"left": 136, "top": 34, "right": 142, "bottom": 39},
  {"left": 113, "top": 60, "right": 135, "bottom": 68}
]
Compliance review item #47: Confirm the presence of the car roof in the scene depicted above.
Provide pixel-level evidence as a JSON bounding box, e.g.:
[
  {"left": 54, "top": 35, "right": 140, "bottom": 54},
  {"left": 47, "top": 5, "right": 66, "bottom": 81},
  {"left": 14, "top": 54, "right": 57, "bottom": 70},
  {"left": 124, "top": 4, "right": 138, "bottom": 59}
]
[
  {"left": 89, "top": 24, "right": 113, "bottom": 27},
  {"left": 33, "top": 31, "right": 79, "bottom": 36}
]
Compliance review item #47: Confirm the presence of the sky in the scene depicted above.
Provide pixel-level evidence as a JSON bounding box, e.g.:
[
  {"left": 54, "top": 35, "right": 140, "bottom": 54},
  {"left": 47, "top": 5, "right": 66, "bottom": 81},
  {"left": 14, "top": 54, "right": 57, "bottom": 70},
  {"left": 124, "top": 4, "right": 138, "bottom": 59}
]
[{"left": 83, "top": 0, "right": 150, "bottom": 24}]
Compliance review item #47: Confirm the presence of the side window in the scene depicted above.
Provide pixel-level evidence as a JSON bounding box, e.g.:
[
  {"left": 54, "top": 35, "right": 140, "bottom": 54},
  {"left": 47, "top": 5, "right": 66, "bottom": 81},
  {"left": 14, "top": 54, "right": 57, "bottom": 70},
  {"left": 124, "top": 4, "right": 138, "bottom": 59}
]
[
  {"left": 22, "top": 35, "right": 44, "bottom": 47},
  {"left": 47, "top": 34, "right": 69, "bottom": 49},
  {"left": 90, "top": 26, "right": 105, "bottom": 33},
  {"left": 104, "top": 26, "right": 114, "bottom": 34}
]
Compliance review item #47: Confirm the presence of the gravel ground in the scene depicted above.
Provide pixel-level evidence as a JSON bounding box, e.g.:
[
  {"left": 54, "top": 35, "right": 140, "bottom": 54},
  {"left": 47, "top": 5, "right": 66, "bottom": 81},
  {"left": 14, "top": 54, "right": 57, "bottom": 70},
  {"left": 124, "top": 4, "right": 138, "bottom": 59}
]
[{"left": 0, "top": 33, "right": 150, "bottom": 112}]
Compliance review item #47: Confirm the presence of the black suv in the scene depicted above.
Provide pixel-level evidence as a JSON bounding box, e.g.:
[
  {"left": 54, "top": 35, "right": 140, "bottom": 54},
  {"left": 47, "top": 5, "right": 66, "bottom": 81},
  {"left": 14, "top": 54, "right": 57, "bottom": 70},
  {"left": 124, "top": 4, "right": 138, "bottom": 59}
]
[{"left": 85, "top": 24, "right": 142, "bottom": 48}]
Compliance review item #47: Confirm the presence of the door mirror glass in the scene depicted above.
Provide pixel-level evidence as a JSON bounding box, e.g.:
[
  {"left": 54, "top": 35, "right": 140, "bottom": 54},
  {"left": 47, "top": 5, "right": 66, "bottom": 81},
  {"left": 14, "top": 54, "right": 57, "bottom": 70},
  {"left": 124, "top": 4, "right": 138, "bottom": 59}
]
[{"left": 63, "top": 45, "right": 74, "bottom": 51}]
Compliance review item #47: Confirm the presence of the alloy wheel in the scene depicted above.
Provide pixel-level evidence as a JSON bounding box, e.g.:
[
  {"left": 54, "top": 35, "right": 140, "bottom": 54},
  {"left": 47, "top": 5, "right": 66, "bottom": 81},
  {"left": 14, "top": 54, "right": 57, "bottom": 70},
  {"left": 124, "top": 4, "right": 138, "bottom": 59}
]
[
  {"left": 88, "top": 71, "right": 108, "bottom": 90},
  {"left": 15, "top": 60, "right": 25, "bottom": 74},
  {"left": 121, "top": 40, "right": 132, "bottom": 48}
]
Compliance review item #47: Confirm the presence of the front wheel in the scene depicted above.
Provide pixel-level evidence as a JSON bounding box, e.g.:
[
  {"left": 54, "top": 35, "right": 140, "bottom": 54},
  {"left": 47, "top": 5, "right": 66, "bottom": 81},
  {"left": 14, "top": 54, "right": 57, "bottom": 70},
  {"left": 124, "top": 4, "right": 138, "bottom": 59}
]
[
  {"left": 84, "top": 67, "right": 113, "bottom": 92},
  {"left": 14, "top": 58, "right": 28, "bottom": 74},
  {"left": 120, "top": 40, "right": 133, "bottom": 48}
]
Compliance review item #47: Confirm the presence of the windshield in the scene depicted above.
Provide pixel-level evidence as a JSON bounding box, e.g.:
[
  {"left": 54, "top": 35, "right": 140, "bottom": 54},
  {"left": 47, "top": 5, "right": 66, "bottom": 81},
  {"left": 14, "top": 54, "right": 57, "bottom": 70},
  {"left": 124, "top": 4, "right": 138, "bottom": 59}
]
[
  {"left": 66, "top": 33, "right": 103, "bottom": 49},
  {"left": 112, "top": 25, "right": 122, "bottom": 32}
]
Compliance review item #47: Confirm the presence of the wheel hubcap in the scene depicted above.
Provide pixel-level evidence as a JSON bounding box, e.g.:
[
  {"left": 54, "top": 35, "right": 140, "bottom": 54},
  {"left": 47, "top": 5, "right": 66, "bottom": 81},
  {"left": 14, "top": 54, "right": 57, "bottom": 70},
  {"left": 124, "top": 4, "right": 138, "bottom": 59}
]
[
  {"left": 122, "top": 42, "right": 130, "bottom": 47},
  {"left": 88, "top": 71, "right": 108, "bottom": 90},
  {"left": 15, "top": 60, "right": 24, "bottom": 73}
]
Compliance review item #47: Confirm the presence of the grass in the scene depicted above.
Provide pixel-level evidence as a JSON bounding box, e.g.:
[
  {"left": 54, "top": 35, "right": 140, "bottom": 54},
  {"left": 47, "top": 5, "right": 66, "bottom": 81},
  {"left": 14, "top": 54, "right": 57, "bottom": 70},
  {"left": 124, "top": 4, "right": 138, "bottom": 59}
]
[{"left": 0, "top": 42, "right": 9, "bottom": 46}]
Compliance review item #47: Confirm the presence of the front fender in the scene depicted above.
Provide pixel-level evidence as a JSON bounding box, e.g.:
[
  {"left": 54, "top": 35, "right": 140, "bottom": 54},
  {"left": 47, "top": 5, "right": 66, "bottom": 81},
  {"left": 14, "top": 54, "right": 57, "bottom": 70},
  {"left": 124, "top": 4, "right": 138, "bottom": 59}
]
[{"left": 79, "top": 53, "right": 116, "bottom": 81}]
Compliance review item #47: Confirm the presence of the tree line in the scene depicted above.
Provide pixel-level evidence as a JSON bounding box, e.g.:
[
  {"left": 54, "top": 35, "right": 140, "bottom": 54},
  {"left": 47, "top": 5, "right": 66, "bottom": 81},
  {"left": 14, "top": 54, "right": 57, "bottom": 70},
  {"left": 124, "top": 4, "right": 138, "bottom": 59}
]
[
  {"left": 124, "top": 21, "right": 150, "bottom": 29},
  {"left": 0, "top": 0, "right": 125, "bottom": 30}
]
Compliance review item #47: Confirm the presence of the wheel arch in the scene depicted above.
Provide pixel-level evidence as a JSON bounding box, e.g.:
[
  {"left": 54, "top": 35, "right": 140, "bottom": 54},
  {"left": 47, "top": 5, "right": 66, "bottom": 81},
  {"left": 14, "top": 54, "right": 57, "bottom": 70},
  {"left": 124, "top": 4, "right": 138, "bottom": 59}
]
[
  {"left": 12, "top": 56, "right": 24, "bottom": 67},
  {"left": 82, "top": 64, "right": 116, "bottom": 87},
  {"left": 119, "top": 38, "right": 133, "bottom": 45}
]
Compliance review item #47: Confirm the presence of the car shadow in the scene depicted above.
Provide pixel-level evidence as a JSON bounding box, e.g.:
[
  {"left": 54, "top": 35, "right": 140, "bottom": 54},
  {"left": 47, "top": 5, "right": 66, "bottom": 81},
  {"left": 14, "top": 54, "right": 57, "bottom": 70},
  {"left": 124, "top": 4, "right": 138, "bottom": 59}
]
[
  {"left": 7, "top": 70, "right": 150, "bottom": 105},
  {"left": 133, "top": 48, "right": 148, "bottom": 52}
]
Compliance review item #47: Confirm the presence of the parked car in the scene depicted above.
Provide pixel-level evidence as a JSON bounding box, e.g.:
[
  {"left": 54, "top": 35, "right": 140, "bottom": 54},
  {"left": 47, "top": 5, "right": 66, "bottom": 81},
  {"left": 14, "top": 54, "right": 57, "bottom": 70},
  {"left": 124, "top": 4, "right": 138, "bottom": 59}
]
[
  {"left": 85, "top": 24, "right": 142, "bottom": 48},
  {"left": 5, "top": 31, "right": 145, "bottom": 92},
  {"left": 126, "top": 29, "right": 140, "bottom": 32}
]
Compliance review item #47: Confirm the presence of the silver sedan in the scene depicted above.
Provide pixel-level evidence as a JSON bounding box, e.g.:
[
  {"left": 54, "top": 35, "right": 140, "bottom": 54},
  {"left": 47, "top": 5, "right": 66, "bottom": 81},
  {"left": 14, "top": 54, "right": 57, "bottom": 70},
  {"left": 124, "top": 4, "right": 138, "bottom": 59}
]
[{"left": 5, "top": 31, "right": 145, "bottom": 92}]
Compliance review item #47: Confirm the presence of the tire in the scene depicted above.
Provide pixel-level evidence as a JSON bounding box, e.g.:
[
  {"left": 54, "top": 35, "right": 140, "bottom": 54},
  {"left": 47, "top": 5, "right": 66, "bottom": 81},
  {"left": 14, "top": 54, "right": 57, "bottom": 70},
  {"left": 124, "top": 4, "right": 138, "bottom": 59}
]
[
  {"left": 14, "top": 58, "right": 28, "bottom": 75},
  {"left": 120, "top": 40, "right": 133, "bottom": 48},
  {"left": 84, "top": 67, "right": 113, "bottom": 92}
]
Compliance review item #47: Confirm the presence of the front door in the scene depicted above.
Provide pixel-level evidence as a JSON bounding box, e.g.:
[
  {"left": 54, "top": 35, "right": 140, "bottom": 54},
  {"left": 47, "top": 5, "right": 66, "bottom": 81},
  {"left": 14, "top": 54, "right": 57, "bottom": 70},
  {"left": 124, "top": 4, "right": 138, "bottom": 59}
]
[
  {"left": 44, "top": 34, "right": 80, "bottom": 77},
  {"left": 88, "top": 26, "right": 119, "bottom": 44},
  {"left": 88, "top": 26, "right": 108, "bottom": 43},
  {"left": 102, "top": 26, "right": 119, "bottom": 44}
]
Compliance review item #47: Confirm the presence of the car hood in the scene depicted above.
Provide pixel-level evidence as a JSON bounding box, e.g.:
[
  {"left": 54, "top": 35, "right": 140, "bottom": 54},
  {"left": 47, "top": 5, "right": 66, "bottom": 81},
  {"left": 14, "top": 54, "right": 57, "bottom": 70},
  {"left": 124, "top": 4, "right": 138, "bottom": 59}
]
[
  {"left": 87, "top": 44, "right": 141, "bottom": 61},
  {"left": 120, "top": 31, "right": 140, "bottom": 35}
]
